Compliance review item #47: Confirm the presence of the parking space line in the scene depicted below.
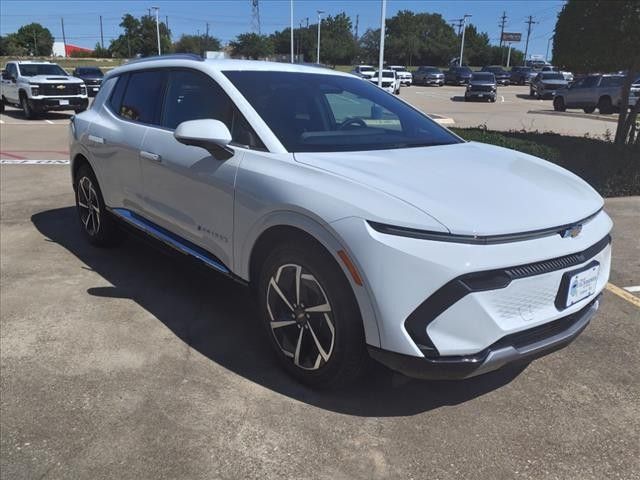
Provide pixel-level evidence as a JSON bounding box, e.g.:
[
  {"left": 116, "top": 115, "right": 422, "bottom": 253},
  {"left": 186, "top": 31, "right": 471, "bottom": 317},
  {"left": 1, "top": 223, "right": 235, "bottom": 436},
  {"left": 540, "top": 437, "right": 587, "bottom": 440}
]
[
  {"left": 606, "top": 283, "right": 640, "bottom": 307},
  {"left": 0, "top": 159, "right": 70, "bottom": 164},
  {"left": 624, "top": 286, "right": 640, "bottom": 293},
  {"left": 44, "top": 119, "right": 54, "bottom": 124}
]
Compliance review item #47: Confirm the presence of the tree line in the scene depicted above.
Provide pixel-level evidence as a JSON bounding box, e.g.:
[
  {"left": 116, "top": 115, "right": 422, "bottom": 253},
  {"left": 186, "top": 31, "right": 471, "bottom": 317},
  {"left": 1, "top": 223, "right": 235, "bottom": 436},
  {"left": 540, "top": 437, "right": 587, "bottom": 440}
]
[{"left": 0, "top": 10, "right": 525, "bottom": 67}]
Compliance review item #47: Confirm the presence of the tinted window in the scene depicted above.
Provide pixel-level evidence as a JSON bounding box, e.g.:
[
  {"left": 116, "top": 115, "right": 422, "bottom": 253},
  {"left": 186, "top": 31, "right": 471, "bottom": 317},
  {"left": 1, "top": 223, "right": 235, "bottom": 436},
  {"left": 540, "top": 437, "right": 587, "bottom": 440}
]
[
  {"left": 108, "top": 74, "right": 128, "bottom": 113},
  {"left": 541, "top": 73, "right": 564, "bottom": 80},
  {"left": 162, "top": 69, "right": 264, "bottom": 150},
  {"left": 120, "top": 70, "right": 167, "bottom": 124},
  {"left": 223, "top": 71, "right": 460, "bottom": 153},
  {"left": 472, "top": 73, "right": 495, "bottom": 81},
  {"left": 76, "top": 67, "right": 103, "bottom": 77},
  {"left": 17, "top": 63, "right": 68, "bottom": 76},
  {"left": 582, "top": 76, "right": 599, "bottom": 87},
  {"left": 600, "top": 76, "right": 623, "bottom": 87}
]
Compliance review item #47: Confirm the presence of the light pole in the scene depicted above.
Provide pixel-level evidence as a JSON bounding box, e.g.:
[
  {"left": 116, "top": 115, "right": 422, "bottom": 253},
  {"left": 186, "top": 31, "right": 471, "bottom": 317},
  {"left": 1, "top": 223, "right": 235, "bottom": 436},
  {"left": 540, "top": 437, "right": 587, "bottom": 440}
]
[
  {"left": 151, "top": 6, "right": 161, "bottom": 56},
  {"left": 290, "top": 0, "right": 294, "bottom": 63},
  {"left": 458, "top": 14, "right": 471, "bottom": 67},
  {"left": 378, "top": 0, "right": 387, "bottom": 87},
  {"left": 316, "top": 10, "right": 324, "bottom": 64},
  {"left": 546, "top": 35, "right": 554, "bottom": 62}
]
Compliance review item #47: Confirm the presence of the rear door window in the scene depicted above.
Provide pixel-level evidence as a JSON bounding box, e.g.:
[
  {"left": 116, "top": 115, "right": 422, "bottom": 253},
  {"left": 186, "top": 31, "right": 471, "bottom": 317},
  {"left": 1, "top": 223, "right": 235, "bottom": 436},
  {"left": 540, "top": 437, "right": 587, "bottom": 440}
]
[{"left": 119, "top": 70, "right": 167, "bottom": 125}]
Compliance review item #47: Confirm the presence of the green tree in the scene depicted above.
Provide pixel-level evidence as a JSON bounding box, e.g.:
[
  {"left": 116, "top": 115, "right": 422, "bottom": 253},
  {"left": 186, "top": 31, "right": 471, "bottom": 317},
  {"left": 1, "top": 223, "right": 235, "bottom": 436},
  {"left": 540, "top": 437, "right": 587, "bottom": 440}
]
[
  {"left": 229, "top": 33, "right": 273, "bottom": 59},
  {"left": 109, "top": 14, "right": 171, "bottom": 58},
  {"left": 94, "top": 42, "right": 111, "bottom": 58},
  {"left": 0, "top": 34, "right": 28, "bottom": 56},
  {"left": 14, "top": 23, "right": 54, "bottom": 56},
  {"left": 358, "top": 28, "right": 380, "bottom": 64},
  {"left": 462, "top": 25, "right": 492, "bottom": 66},
  {"left": 174, "top": 34, "right": 221, "bottom": 55},
  {"left": 553, "top": 0, "right": 640, "bottom": 145}
]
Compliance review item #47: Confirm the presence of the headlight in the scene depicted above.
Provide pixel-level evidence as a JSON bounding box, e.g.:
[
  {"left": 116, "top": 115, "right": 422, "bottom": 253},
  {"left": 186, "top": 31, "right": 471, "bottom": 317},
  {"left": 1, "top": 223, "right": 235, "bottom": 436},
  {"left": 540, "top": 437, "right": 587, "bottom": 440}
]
[
  {"left": 492, "top": 86, "right": 497, "bottom": 90},
  {"left": 30, "top": 85, "right": 40, "bottom": 96}
]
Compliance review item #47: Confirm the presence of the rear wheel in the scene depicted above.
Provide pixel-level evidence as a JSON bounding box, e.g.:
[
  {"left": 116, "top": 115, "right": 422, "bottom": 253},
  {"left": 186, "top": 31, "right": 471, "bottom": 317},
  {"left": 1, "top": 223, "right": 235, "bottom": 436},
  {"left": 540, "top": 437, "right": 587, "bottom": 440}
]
[
  {"left": 74, "top": 164, "right": 123, "bottom": 247},
  {"left": 0, "top": 96, "right": 4, "bottom": 112},
  {"left": 529, "top": 88, "right": 535, "bottom": 98},
  {"left": 553, "top": 96, "right": 566, "bottom": 111},
  {"left": 583, "top": 106, "right": 595, "bottom": 114},
  {"left": 256, "top": 239, "right": 368, "bottom": 389},
  {"left": 598, "top": 96, "right": 613, "bottom": 114}
]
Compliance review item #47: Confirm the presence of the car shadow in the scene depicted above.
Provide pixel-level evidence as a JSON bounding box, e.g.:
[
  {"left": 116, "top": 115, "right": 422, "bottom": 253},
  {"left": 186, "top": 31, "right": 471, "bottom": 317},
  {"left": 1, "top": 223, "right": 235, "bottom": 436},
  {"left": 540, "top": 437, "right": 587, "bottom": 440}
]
[
  {"left": 450, "top": 96, "right": 467, "bottom": 102},
  {"left": 1, "top": 107, "right": 74, "bottom": 121},
  {"left": 515, "top": 93, "right": 542, "bottom": 101},
  {"left": 31, "top": 206, "right": 527, "bottom": 417}
]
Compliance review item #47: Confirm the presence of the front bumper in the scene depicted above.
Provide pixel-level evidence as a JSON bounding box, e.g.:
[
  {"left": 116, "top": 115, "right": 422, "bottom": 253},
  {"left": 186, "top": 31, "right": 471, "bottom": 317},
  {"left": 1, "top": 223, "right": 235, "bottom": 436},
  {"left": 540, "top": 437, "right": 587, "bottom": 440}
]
[
  {"left": 424, "top": 77, "right": 444, "bottom": 85},
  {"left": 465, "top": 90, "right": 496, "bottom": 100},
  {"left": 29, "top": 96, "right": 89, "bottom": 111},
  {"left": 369, "top": 296, "right": 600, "bottom": 379}
]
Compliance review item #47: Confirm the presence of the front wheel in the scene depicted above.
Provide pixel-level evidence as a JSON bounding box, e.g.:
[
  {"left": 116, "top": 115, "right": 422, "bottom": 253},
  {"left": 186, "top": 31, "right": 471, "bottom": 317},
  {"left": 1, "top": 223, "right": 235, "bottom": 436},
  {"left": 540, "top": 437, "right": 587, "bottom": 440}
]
[
  {"left": 256, "top": 240, "right": 368, "bottom": 388},
  {"left": 598, "top": 96, "right": 613, "bottom": 114},
  {"left": 21, "top": 95, "right": 36, "bottom": 119},
  {"left": 553, "top": 96, "right": 566, "bottom": 111}
]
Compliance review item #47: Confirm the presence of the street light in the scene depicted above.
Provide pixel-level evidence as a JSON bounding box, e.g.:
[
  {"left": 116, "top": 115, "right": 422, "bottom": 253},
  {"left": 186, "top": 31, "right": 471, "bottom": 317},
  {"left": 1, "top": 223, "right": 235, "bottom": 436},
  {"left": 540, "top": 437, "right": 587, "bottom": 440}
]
[
  {"left": 378, "top": 0, "right": 387, "bottom": 87},
  {"left": 546, "top": 35, "right": 554, "bottom": 62},
  {"left": 290, "top": 0, "right": 294, "bottom": 63},
  {"left": 458, "top": 14, "right": 472, "bottom": 67},
  {"left": 151, "top": 6, "right": 161, "bottom": 56},
  {"left": 316, "top": 10, "right": 325, "bottom": 64}
]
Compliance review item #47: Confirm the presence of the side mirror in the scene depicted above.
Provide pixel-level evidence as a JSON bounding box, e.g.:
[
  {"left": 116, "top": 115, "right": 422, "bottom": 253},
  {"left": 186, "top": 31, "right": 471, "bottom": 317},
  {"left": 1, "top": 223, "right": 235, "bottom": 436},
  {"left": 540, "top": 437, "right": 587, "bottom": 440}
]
[{"left": 174, "top": 119, "right": 233, "bottom": 160}]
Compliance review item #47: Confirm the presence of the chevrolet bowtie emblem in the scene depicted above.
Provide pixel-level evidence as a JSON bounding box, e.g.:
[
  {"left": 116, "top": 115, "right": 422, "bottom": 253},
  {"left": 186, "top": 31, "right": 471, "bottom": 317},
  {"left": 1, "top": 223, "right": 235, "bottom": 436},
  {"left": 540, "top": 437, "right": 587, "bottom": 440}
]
[{"left": 56, "top": 84, "right": 66, "bottom": 89}]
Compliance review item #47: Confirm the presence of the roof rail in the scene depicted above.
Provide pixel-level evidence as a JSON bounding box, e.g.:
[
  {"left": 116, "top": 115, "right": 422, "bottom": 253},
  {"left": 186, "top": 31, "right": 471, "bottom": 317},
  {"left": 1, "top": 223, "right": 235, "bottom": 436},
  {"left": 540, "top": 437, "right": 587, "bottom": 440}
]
[{"left": 123, "top": 53, "right": 203, "bottom": 65}]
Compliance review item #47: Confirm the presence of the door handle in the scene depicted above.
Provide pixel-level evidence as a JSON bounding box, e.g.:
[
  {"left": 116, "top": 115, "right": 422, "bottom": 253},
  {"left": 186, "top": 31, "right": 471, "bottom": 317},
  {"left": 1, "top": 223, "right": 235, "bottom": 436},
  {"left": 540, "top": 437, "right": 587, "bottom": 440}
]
[{"left": 140, "top": 150, "right": 162, "bottom": 163}]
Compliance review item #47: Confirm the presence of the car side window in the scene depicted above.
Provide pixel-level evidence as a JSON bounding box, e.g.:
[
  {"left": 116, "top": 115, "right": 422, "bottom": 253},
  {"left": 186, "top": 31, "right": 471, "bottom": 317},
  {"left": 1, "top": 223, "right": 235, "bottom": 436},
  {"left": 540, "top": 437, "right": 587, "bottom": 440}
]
[
  {"left": 162, "top": 69, "right": 265, "bottom": 150},
  {"left": 583, "top": 76, "right": 599, "bottom": 88},
  {"left": 119, "top": 70, "right": 167, "bottom": 125},
  {"left": 6, "top": 63, "right": 17, "bottom": 78},
  {"left": 108, "top": 74, "right": 128, "bottom": 113}
]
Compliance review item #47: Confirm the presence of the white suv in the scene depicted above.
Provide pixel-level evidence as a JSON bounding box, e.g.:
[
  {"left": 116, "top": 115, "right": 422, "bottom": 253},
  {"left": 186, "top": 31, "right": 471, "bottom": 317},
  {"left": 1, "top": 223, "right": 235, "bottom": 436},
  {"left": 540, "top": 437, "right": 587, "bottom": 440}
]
[
  {"left": 389, "top": 65, "right": 413, "bottom": 86},
  {"left": 70, "top": 56, "right": 611, "bottom": 388},
  {"left": 1, "top": 61, "right": 88, "bottom": 118}
]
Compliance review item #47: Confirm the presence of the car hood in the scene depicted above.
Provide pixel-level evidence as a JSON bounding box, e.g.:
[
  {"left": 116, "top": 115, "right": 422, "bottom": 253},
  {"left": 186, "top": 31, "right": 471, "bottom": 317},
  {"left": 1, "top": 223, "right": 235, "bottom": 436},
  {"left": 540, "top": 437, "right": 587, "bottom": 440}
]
[
  {"left": 541, "top": 79, "right": 567, "bottom": 85},
  {"left": 294, "top": 141, "right": 602, "bottom": 236},
  {"left": 470, "top": 82, "right": 496, "bottom": 86},
  {"left": 25, "top": 75, "right": 83, "bottom": 84}
]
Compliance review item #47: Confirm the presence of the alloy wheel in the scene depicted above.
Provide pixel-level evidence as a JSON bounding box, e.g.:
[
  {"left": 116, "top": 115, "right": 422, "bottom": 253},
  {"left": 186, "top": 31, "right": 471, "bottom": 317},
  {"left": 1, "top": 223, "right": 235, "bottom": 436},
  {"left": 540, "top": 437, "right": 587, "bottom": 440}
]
[
  {"left": 266, "top": 263, "right": 335, "bottom": 370},
  {"left": 77, "top": 176, "right": 101, "bottom": 236}
]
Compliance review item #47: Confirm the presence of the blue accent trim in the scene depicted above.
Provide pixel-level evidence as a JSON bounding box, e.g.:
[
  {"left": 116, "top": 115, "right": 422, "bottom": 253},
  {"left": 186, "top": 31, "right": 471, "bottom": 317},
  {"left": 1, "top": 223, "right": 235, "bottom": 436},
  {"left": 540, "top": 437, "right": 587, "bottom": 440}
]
[{"left": 111, "top": 208, "right": 230, "bottom": 274}]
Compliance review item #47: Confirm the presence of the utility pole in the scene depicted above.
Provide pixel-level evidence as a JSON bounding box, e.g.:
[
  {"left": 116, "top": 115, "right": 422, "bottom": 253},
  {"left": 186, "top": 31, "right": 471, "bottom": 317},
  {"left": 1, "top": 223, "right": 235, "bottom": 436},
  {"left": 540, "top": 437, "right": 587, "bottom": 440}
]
[
  {"left": 523, "top": 15, "right": 537, "bottom": 66},
  {"left": 459, "top": 14, "right": 471, "bottom": 66},
  {"left": 316, "top": 10, "right": 325, "bottom": 64},
  {"left": 165, "top": 16, "right": 169, "bottom": 31},
  {"left": 251, "top": 0, "right": 261, "bottom": 34},
  {"left": 60, "top": 18, "right": 67, "bottom": 52},
  {"left": 546, "top": 35, "right": 554, "bottom": 62},
  {"left": 378, "top": 0, "right": 387, "bottom": 87},
  {"left": 499, "top": 11, "right": 507, "bottom": 65},
  {"left": 152, "top": 6, "right": 161, "bottom": 56},
  {"left": 32, "top": 29, "right": 38, "bottom": 56},
  {"left": 290, "top": 0, "right": 294, "bottom": 62},
  {"left": 99, "top": 15, "right": 104, "bottom": 49},
  {"left": 354, "top": 14, "right": 359, "bottom": 41},
  {"left": 450, "top": 18, "right": 464, "bottom": 36}
]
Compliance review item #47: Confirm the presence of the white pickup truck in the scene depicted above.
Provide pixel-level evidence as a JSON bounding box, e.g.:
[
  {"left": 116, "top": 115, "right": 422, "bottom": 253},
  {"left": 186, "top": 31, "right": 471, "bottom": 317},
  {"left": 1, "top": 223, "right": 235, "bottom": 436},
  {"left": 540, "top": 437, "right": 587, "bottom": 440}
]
[{"left": 1, "top": 60, "right": 88, "bottom": 119}]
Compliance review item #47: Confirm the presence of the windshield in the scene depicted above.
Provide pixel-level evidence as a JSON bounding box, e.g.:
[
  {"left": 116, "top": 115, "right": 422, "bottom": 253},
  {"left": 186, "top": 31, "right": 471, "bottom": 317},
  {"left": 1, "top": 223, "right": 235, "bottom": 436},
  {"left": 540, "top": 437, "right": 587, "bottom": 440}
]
[
  {"left": 18, "top": 64, "right": 68, "bottom": 77},
  {"left": 542, "top": 73, "right": 564, "bottom": 80},
  {"left": 76, "top": 68, "right": 103, "bottom": 77},
  {"left": 380, "top": 71, "right": 394, "bottom": 78},
  {"left": 456, "top": 67, "right": 472, "bottom": 74},
  {"left": 392, "top": 67, "right": 407, "bottom": 72},
  {"left": 224, "top": 71, "right": 460, "bottom": 153},
  {"left": 358, "top": 66, "right": 374, "bottom": 72},
  {"left": 486, "top": 67, "right": 505, "bottom": 73},
  {"left": 422, "top": 67, "right": 441, "bottom": 73},
  {"left": 472, "top": 73, "right": 495, "bottom": 81}
]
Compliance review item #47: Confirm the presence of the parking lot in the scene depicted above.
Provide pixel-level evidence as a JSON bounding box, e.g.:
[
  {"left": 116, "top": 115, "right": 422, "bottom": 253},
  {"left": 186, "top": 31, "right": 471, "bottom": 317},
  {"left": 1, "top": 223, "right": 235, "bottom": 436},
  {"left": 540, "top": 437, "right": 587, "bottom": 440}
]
[{"left": 1, "top": 92, "right": 639, "bottom": 479}]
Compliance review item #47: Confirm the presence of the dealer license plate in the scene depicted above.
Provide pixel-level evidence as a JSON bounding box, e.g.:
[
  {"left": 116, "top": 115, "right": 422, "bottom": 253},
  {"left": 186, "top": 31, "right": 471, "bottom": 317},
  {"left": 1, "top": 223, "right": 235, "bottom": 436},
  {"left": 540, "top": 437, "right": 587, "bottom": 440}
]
[
  {"left": 478, "top": 94, "right": 484, "bottom": 97},
  {"left": 59, "top": 99, "right": 69, "bottom": 105},
  {"left": 93, "top": 87, "right": 99, "bottom": 92},
  {"left": 565, "top": 264, "right": 599, "bottom": 307}
]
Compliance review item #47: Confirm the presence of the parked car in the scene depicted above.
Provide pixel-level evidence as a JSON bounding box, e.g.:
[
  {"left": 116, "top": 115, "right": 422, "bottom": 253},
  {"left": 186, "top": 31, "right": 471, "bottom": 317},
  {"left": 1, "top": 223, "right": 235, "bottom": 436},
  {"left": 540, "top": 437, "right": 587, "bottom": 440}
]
[
  {"left": 388, "top": 65, "right": 412, "bottom": 86},
  {"left": 370, "top": 69, "right": 400, "bottom": 94},
  {"left": 530, "top": 72, "right": 569, "bottom": 99},
  {"left": 70, "top": 56, "right": 611, "bottom": 388},
  {"left": 541, "top": 65, "right": 574, "bottom": 83},
  {"left": 413, "top": 66, "right": 444, "bottom": 86},
  {"left": 553, "top": 74, "right": 636, "bottom": 114},
  {"left": 351, "top": 65, "right": 375, "bottom": 80},
  {"left": 525, "top": 59, "right": 551, "bottom": 70},
  {"left": 465, "top": 72, "right": 497, "bottom": 102},
  {"left": 510, "top": 66, "right": 536, "bottom": 85},
  {"left": 0, "top": 60, "right": 88, "bottom": 117},
  {"left": 445, "top": 66, "right": 473, "bottom": 85},
  {"left": 481, "top": 66, "right": 510, "bottom": 85},
  {"left": 72, "top": 67, "right": 104, "bottom": 96}
]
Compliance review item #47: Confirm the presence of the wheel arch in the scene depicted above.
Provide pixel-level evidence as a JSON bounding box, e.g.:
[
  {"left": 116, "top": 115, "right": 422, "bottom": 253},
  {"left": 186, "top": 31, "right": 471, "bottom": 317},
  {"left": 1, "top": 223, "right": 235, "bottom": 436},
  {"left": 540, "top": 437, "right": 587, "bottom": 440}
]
[{"left": 242, "top": 211, "right": 381, "bottom": 348}]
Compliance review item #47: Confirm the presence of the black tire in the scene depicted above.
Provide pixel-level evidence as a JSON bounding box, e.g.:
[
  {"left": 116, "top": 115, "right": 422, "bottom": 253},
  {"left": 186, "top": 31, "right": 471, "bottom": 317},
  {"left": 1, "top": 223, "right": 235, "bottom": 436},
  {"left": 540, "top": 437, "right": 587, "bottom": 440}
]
[
  {"left": 21, "top": 94, "right": 36, "bottom": 119},
  {"left": 583, "top": 106, "right": 595, "bottom": 114},
  {"left": 520, "top": 78, "right": 525, "bottom": 86},
  {"left": 0, "top": 96, "right": 4, "bottom": 113},
  {"left": 74, "top": 107, "right": 87, "bottom": 114},
  {"left": 529, "top": 88, "right": 535, "bottom": 98},
  {"left": 598, "top": 96, "right": 613, "bottom": 114},
  {"left": 256, "top": 239, "right": 368, "bottom": 389},
  {"left": 74, "top": 163, "right": 123, "bottom": 247},
  {"left": 553, "top": 96, "right": 566, "bottom": 111}
]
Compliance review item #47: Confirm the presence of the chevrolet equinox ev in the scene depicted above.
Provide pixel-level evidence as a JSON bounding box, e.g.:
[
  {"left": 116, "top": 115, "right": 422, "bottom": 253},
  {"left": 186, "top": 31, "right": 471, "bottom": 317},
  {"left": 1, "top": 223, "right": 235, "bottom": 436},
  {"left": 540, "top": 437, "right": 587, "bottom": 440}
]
[{"left": 70, "top": 56, "right": 612, "bottom": 388}]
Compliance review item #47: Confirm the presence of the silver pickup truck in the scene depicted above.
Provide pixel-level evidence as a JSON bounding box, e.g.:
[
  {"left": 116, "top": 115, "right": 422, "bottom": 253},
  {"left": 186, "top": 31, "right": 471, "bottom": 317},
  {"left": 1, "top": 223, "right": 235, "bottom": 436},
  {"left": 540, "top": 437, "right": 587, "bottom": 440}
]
[{"left": 553, "top": 74, "right": 638, "bottom": 114}]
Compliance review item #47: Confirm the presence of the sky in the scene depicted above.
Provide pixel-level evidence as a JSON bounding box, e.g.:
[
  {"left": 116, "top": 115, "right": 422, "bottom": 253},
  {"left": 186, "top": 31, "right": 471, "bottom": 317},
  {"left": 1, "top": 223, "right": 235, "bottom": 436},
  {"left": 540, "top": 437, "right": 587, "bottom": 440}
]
[{"left": 0, "top": 0, "right": 565, "bottom": 58}]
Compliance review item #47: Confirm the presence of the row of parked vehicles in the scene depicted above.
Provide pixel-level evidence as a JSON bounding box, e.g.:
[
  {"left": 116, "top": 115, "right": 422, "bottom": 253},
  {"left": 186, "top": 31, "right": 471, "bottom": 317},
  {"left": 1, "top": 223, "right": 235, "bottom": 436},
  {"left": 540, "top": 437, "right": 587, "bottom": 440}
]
[{"left": 0, "top": 60, "right": 104, "bottom": 118}]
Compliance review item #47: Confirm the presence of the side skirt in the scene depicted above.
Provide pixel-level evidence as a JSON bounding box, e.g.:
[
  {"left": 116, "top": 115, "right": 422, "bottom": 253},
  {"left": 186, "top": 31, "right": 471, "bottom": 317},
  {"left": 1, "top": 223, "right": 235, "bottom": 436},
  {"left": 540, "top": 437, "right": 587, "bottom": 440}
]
[{"left": 109, "top": 207, "right": 247, "bottom": 285}]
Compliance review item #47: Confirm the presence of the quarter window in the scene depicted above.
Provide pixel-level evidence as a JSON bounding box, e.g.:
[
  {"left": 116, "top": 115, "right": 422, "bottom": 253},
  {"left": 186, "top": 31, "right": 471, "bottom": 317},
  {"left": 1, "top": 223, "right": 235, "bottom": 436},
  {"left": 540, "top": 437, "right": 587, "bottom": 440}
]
[{"left": 119, "top": 70, "right": 166, "bottom": 124}]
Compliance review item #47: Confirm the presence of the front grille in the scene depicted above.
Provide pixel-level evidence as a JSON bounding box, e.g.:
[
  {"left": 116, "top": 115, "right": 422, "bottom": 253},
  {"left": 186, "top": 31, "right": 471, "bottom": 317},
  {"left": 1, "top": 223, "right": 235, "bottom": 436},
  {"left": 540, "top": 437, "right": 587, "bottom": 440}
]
[
  {"left": 84, "top": 79, "right": 101, "bottom": 86},
  {"left": 470, "top": 85, "right": 494, "bottom": 92},
  {"left": 542, "top": 83, "right": 566, "bottom": 89},
  {"left": 38, "top": 83, "right": 81, "bottom": 96}
]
